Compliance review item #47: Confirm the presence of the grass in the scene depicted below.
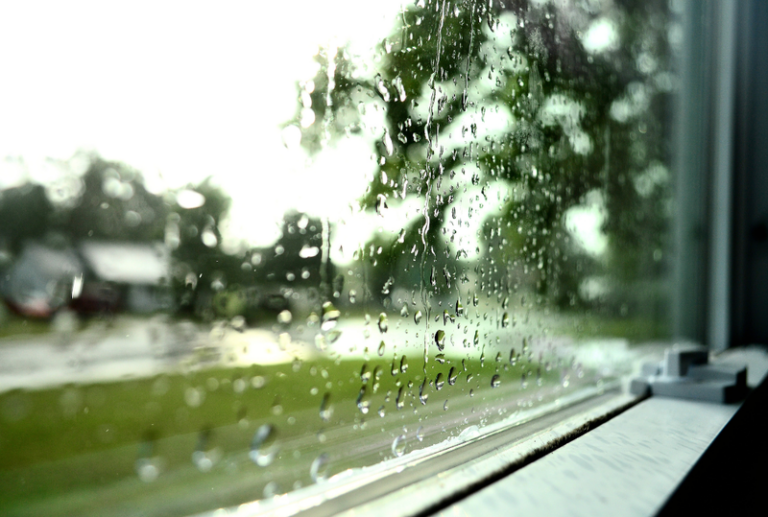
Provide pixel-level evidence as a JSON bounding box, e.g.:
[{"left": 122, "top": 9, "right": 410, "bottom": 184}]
[
  {"left": 0, "top": 305, "right": 662, "bottom": 517},
  {"left": 0, "top": 348, "right": 585, "bottom": 517},
  {"left": 0, "top": 314, "right": 51, "bottom": 340},
  {"left": 548, "top": 312, "right": 670, "bottom": 343}
]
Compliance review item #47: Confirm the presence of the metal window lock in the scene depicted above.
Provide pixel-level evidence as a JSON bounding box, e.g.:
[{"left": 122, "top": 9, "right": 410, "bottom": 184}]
[{"left": 630, "top": 345, "right": 747, "bottom": 403}]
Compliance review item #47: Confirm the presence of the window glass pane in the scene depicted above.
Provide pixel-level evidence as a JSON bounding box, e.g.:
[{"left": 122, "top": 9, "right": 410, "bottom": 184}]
[{"left": 0, "top": 0, "right": 677, "bottom": 515}]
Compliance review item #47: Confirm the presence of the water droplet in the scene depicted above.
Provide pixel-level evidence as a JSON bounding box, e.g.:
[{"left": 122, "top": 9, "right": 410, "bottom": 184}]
[
  {"left": 382, "top": 130, "right": 394, "bottom": 156},
  {"left": 435, "top": 373, "right": 445, "bottom": 391},
  {"left": 473, "top": 330, "right": 480, "bottom": 346},
  {"left": 472, "top": 292, "right": 479, "bottom": 306},
  {"left": 333, "top": 274, "right": 345, "bottom": 298},
  {"left": 448, "top": 367, "right": 458, "bottom": 385},
  {"left": 491, "top": 375, "right": 501, "bottom": 388},
  {"left": 184, "top": 387, "right": 205, "bottom": 408},
  {"left": 394, "top": 77, "right": 407, "bottom": 102},
  {"left": 310, "top": 453, "right": 330, "bottom": 483},
  {"left": 377, "top": 340, "right": 386, "bottom": 356},
  {"left": 396, "top": 386, "right": 405, "bottom": 409},
  {"left": 378, "top": 313, "right": 389, "bottom": 333},
  {"left": 376, "top": 194, "right": 389, "bottom": 215},
  {"left": 400, "top": 355, "right": 408, "bottom": 373},
  {"left": 392, "top": 435, "right": 407, "bottom": 457},
  {"left": 192, "top": 428, "right": 220, "bottom": 472},
  {"left": 419, "top": 378, "right": 429, "bottom": 405},
  {"left": 435, "top": 330, "right": 446, "bottom": 351},
  {"left": 263, "top": 481, "right": 279, "bottom": 498},
  {"left": 501, "top": 312, "right": 510, "bottom": 328},
  {"left": 250, "top": 424, "right": 278, "bottom": 466},
  {"left": 321, "top": 302, "right": 340, "bottom": 331},
  {"left": 356, "top": 386, "right": 371, "bottom": 414},
  {"left": 319, "top": 393, "right": 333, "bottom": 422},
  {"left": 442, "top": 267, "right": 452, "bottom": 287},
  {"left": 381, "top": 276, "right": 394, "bottom": 294},
  {"left": 277, "top": 310, "right": 292, "bottom": 324},
  {"left": 414, "top": 310, "right": 423, "bottom": 324},
  {"left": 416, "top": 426, "right": 424, "bottom": 441},
  {"left": 400, "top": 304, "right": 409, "bottom": 318},
  {"left": 378, "top": 405, "right": 387, "bottom": 418},
  {"left": 135, "top": 457, "right": 161, "bottom": 483},
  {"left": 375, "top": 74, "right": 391, "bottom": 102},
  {"left": 201, "top": 228, "right": 218, "bottom": 248},
  {"left": 435, "top": 353, "right": 446, "bottom": 364},
  {"left": 455, "top": 299, "right": 464, "bottom": 317}
]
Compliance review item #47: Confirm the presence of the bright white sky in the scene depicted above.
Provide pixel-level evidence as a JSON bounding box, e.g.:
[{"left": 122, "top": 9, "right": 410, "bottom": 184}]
[
  {"left": 0, "top": 0, "right": 608, "bottom": 259},
  {"left": 0, "top": 0, "right": 406, "bottom": 253}
]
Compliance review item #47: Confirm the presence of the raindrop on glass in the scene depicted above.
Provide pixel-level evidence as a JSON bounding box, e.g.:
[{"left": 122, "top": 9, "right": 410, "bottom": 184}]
[
  {"left": 249, "top": 424, "right": 278, "bottom": 467},
  {"left": 319, "top": 393, "right": 333, "bottom": 422},
  {"left": 419, "top": 378, "right": 429, "bottom": 405},
  {"left": 310, "top": 453, "right": 330, "bottom": 483},
  {"left": 435, "top": 330, "right": 446, "bottom": 351},
  {"left": 448, "top": 366, "right": 458, "bottom": 386},
  {"left": 378, "top": 313, "right": 389, "bottom": 333},
  {"left": 356, "top": 386, "right": 371, "bottom": 414},
  {"left": 435, "top": 372, "right": 445, "bottom": 391},
  {"left": 392, "top": 435, "right": 407, "bottom": 457}
]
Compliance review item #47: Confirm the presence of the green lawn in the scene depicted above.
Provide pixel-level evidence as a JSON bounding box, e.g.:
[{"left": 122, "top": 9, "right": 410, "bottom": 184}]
[
  {"left": 0, "top": 348, "right": 587, "bottom": 517},
  {"left": 0, "top": 314, "right": 51, "bottom": 340}
]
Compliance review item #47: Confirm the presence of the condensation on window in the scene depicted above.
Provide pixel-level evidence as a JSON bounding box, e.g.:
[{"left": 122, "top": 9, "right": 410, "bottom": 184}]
[{"left": 0, "top": 1, "right": 677, "bottom": 515}]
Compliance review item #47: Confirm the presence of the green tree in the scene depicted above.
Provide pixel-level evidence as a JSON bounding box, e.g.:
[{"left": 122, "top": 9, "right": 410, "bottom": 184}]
[
  {"left": 294, "top": 0, "right": 673, "bottom": 317},
  {"left": 66, "top": 155, "right": 167, "bottom": 243},
  {"left": 0, "top": 183, "right": 53, "bottom": 253}
]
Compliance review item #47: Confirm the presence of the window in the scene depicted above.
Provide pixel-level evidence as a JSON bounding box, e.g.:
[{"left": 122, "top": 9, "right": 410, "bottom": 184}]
[{"left": 0, "top": 1, "right": 680, "bottom": 516}]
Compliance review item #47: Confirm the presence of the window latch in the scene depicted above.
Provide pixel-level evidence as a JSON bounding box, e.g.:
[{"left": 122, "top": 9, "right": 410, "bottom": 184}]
[{"left": 630, "top": 345, "right": 747, "bottom": 403}]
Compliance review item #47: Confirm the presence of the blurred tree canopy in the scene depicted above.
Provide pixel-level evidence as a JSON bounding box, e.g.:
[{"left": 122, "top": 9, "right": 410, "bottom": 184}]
[
  {"left": 294, "top": 0, "right": 674, "bottom": 316},
  {"left": 0, "top": 183, "right": 53, "bottom": 253},
  {"left": 0, "top": 153, "right": 330, "bottom": 322}
]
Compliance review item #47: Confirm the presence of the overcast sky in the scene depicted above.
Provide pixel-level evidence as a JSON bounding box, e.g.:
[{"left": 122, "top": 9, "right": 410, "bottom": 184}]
[{"left": 0, "top": 0, "right": 406, "bottom": 252}]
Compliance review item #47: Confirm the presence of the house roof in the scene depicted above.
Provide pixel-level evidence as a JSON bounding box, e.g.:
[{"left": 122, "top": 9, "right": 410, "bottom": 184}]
[{"left": 79, "top": 241, "right": 168, "bottom": 285}]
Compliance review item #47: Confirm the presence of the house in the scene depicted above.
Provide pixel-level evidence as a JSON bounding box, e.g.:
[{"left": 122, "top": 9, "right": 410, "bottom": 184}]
[
  {"left": 0, "top": 241, "right": 173, "bottom": 318},
  {"left": 74, "top": 241, "right": 173, "bottom": 314}
]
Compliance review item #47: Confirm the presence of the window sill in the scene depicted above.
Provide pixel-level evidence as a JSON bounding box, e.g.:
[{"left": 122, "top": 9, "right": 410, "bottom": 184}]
[
  {"left": 431, "top": 346, "right": 768, "bottom": 517},
  {"left": 203, "top": 347, "right": 767, "bottom": 517}
]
